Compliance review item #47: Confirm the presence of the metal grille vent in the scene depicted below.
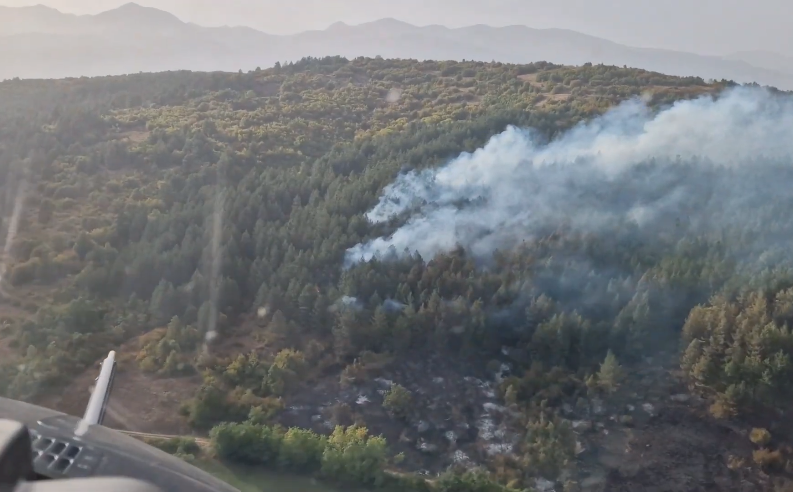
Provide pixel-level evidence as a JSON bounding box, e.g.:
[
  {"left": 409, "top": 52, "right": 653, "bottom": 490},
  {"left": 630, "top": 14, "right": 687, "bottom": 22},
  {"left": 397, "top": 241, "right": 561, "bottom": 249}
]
[{"left": 29, "top": 431, "right": 83, "bottom": 475}]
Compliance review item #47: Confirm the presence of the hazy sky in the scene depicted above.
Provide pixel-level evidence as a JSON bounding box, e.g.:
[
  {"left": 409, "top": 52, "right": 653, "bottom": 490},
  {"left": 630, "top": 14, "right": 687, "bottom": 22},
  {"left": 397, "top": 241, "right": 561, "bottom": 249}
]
[{"left": 1, "top": 0, "right": 791, "bottom": 57}]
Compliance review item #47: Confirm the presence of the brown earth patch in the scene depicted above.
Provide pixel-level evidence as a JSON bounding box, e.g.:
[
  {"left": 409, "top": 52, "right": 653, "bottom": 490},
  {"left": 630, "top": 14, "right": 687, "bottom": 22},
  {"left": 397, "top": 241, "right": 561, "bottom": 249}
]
[
  {"left": 35, "top": 327, "right": 202, "bottom": 435},
  {"left": 38, "top": 353, "right": 201, "bottom": 435},
  {"left": 118, "top": 130, "right": 150, "bottom": 143}
]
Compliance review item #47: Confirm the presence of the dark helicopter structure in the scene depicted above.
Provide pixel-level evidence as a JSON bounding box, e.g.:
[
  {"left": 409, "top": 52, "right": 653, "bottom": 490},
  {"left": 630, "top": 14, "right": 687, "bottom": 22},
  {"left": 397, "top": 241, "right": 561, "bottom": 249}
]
[{"left": 1, "top": 351, "right": 237, "bottom": 492}]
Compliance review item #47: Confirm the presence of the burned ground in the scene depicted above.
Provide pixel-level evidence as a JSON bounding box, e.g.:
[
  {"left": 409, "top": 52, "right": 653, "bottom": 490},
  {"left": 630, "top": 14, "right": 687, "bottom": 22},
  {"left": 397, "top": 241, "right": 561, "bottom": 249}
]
[
  {"left": 275, "top": 347, "right": 776, "bottom": 490},
  {"left": 36, "top": 340, "right": 785, "bottom": 491},
  {"left": 24, "top": 323, "right": 786, "bottom": 494}
]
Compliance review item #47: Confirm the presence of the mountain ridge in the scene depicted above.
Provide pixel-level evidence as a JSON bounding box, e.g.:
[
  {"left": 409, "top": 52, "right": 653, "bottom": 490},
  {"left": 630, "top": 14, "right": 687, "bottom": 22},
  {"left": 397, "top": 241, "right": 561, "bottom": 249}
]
[
  {"left": 726, "top": 50, "right": 793, "bottom": 75},
  {"left": 2, "top": 2, "right": 793, "bottom": 89}
]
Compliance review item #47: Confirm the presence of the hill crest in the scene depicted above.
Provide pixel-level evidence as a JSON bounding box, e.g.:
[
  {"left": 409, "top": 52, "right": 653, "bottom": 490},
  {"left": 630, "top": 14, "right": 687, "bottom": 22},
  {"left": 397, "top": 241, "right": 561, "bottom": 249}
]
[{"left": 1, "top": 3, "right": 792, "bottom": 90}]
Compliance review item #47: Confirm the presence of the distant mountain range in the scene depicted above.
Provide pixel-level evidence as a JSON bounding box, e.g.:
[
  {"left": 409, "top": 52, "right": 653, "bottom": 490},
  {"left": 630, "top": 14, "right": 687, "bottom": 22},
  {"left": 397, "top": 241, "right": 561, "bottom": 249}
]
[
  {"left": 2, "top": 2, "right": 793, "bottom": 90},
  {"left": 725, "top": 50, "right": 793, "bottom": 76}
]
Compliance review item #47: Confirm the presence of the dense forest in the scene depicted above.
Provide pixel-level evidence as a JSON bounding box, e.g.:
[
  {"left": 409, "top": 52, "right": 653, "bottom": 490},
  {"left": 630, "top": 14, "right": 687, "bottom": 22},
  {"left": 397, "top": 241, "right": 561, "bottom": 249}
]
[{"left": 1, "top": 56, "right": 792, "bottom": 490}]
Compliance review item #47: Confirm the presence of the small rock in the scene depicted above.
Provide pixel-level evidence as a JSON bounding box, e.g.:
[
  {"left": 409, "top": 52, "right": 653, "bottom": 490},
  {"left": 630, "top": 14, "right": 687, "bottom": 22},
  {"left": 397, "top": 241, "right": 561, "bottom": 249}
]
[
  {"left": 642, "top": 403, "right": 656, "bottom": 415},
  {"left": 483, "top": 402, "right": 506, "bottom": 413},
  {"left": 620, "top": 415, "right": 634, "bottom": 427},
  {"left": 591, "top": 398, "right": 605, "bottom": 415},
  {"left": 485, "top": 443, "right": 513, "bottom": 456},
  {"left": 495, "top": 363, "right": 511, "bottom": 382},
  {"left": 626, "top": 404, "right": 635, "bottom": 412},
  {"left": 535, "top": 478, "right": 555, "bottom": 492},
  {"left": 670, "top": 393, "right": 690, "bottom": 403},
  {"left": 581, "top": 472, "right": 606, "bottom": 490},
  {"left": 399, "top": 428, "right": 414, "bottom": 443},
  {"left": 506, "top": 348, "right": 530, "bottom": 364},
  {"left": 374, "top": 377, "right": 394, "bottom": 388},
  {"left": 418, "top": 441, "right": 439, "bottom": 454},
  {"left": 311, "top": 414, "right": 322, "bottom": 422},
  {"left": 416, "top": 420, "right": 431, "bottom": 433},
  {"left": 455, "top": 424, "right": 476, "bottom": 443},
  {"left": 559, "top": 467, "right": 576, "bottom": 483},
  {"left": 572, "top": 420, "right": 593, "bottom": 433},
  {"left": 562, "top": 403, "right": 574, "bottom": 415},
  {"left": 481, "top": 387, "right": 496, "bottom": 398},
  {"left": 451, "top": 450, "right": 470, "bottom": 464},
  {"left": 575, "top": 440, "right": 586, "bottom": 456}
]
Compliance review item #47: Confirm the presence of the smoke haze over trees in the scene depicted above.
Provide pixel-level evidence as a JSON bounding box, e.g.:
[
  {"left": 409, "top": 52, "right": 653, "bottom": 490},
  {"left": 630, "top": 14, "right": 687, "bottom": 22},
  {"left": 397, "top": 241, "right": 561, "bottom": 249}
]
[{"left": 347, "top": 87, "right": 793, "bottom": 264}]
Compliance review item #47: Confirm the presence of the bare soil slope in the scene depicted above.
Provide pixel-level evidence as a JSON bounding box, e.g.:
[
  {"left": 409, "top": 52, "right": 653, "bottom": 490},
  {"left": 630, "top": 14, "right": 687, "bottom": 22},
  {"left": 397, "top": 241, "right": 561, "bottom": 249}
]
[{"left": 37, "top": 333, "right": 200, "bottom": 435}]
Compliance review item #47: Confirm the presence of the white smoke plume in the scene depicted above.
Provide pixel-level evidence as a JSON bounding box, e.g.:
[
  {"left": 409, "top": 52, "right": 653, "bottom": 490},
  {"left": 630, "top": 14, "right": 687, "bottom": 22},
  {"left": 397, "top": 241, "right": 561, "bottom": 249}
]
[
  {"left": 329, "top": 295, "right": 363, "bottom": 313},
  {"left": 345, "top": 86, "right": 793, "bottom": 266}
]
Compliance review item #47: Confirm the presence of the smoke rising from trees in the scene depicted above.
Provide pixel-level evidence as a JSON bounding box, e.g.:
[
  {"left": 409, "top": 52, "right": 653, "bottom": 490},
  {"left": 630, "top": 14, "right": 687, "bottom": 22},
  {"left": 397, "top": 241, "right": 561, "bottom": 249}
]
[{"left": 346, "top": 86, "right": 793, "bottom": 267}]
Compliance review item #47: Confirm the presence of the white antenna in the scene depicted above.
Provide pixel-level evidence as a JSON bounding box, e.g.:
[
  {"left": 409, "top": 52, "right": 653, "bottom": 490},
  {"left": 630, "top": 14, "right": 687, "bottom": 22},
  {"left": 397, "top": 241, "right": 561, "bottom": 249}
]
[{"left": 82, "top": 351, "right": 117, "bottom": 426}]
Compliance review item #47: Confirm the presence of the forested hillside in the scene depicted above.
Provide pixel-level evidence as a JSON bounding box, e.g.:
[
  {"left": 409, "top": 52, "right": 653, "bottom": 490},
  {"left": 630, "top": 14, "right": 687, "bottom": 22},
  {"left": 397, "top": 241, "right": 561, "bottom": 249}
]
[{"left": 1, "top": 57, "right": 792, "bottom": 490}]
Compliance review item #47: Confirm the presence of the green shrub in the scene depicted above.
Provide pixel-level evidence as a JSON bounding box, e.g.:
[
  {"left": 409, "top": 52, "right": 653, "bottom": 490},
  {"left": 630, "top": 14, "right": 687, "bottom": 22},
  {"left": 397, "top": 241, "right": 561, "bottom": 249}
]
[
  {"left": 435, "top": 468, "right": 508, "bottom": 491},
  {"left": 320, "top": 425, "right": 388, "bottom": 488},
  {"left": 10, "top": 258, "right": 41, "bottom": 286},
  {"left": 210, "top": 421, "right": 284, "bottom": 465},
  {"left": 278, "top": 428, "right": 326, "bottom": 472},
  {"left": 146, "top": 436, "right": 200, "bottom": 456},
  {"left": 383, "top": 383, "right": 412, "bottom": 420},
  {"left": 750, "top": 428, "right": 772, "bottom": 446}
]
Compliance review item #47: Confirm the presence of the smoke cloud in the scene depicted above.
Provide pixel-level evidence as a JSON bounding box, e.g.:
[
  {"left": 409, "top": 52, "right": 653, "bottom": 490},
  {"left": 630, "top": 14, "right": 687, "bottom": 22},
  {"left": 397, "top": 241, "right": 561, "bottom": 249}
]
[{"left": 345, "top": 86, "right": 793, "bottom": 266}]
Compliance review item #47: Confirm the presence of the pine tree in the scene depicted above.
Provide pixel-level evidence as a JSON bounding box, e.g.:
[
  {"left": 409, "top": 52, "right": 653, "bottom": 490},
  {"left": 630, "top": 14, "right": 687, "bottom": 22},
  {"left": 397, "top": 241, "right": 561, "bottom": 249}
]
[
  {"left": 383, "top": 383, "right": 412, "bottom": 420},
  {"left": 312, "top": 292, "right": 330, "bottom": 334},
  {"left": 691, "top": 353, "right": 715, "bottom": 385},
  {"left": 391, "top": 314, "right": 412, "bottom": 353},
  {"left": 504, "top": 384, "right": 518, "bottom": 406},
  {"left": 369, "top": 292, "right": 383, "bottom": 308},
  {"left": 371, "top": 306, "right": 389, "bottom": 343},
  {"left": 38, "top": 199, "right": 54, "bottom": 224},
  {"left": 428, "top": 290, "right": 443, "bottom": 315},
  {"left": 73, "top": 231, "right": 93, "bottom": 261},
  {"left": 269, "top": 310, "right": 289, "bottom": 336},
  {"left": 161, "top": 350, "right": 181, "bottom": 376},
  {"left": 220, "top": 277, "right": 242, "bottom": 313},
  {"left": 332, "top": 309, "right": 356, "bottom": 361},
  {"left": 254, "top": 282, "right": 269, "bottom": 308},
  {"left": 298, "top": 284, "right": 316, "bottom": 331},
  {"left": 597, "top": 350, "right": 624, "bottom": 394},
  {"left": 149, "top": 279, "right": 177, "bottom": 327},
  {"left": 166, "top": 315, "right": 183, "bottom": 340},
  {"left": 681, "top": 338, "right": 703, "bottom": 375},
  {"left": 197, "top": 300, "right": 213, "bottom": 335}
]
